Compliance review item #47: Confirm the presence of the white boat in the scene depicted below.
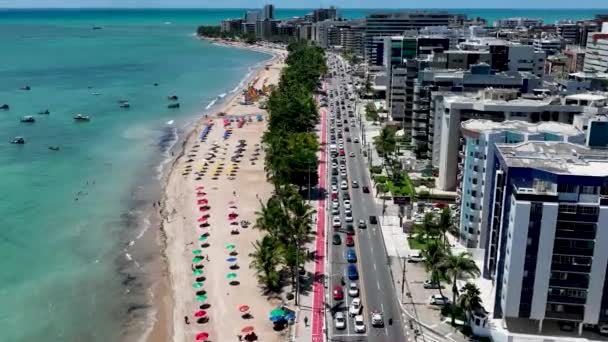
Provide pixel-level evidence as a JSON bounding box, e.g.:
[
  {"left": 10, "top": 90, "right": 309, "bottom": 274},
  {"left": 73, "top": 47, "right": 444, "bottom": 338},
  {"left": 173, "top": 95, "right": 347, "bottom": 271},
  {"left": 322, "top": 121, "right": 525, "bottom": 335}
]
[{"left": 74, "top": 114, "right": 90, "bottom": 122}]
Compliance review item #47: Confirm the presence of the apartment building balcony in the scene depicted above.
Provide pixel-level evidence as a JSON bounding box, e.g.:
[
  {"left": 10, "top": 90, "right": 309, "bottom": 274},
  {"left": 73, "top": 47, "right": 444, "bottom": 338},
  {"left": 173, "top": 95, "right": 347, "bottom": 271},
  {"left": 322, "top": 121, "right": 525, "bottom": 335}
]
[
  {"left": 549, "top": 277, "right": 590, "bottom": 290},
  {"left": 551, "top": 261, "right": 592, "bottom": 274},
  {"left": 553, "top": 245, "right": 594, "bottom": 257},
  {"left": 554, "top": 229, "right": 596, "bottom": 241},
  {"left": 545, "top": 307, "right": 585, "bottom": 321},
  {"left": 547, "top": 293, "right": 587, "bottom": 305}
]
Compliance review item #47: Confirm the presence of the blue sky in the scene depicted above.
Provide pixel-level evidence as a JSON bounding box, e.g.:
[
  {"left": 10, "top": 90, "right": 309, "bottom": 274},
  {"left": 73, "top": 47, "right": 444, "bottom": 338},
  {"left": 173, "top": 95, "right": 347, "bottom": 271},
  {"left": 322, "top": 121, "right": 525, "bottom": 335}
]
[{"left": 1, "top": 0, "right": 607, "bottom": 8}]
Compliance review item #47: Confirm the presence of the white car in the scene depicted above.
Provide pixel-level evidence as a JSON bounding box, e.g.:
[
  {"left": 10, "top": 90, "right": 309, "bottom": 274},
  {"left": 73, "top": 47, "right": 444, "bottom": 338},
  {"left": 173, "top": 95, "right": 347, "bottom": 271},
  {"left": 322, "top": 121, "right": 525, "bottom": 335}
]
[
  {"left": 331, "top": 207, "right": 340, "bottom": 215},
  {"left": 332, "top": 201, "right": 339, "bottom": 209},
  {"left": 371, "top": 310, "right": 384, "bottom": 327},
  {"left": 335, "top": 311, "right": 346, "bottom": 330},
  {"left": 353, "top": 138, "right": 359, "bottom": 143},
  {"left": 349, "top": 152, "right": 355, "bottom": 157},
  {"left": 339, "top": 164, "right": 346, "bottom": 171},
  {"left": 349, "top": 298, "right": 362, "bottom": 316},
  {"left": 344, "top": 207, "right": 352, "bottom": 216},
  {"left": 332, "top": 216, "right": 341, "bottom": 228},
  {"left": 340, "top": 170, "right": 347, "bottom": 177},
  {"left": 354, "top": 315, "right": 366, "bottom": 333},
  {"left": 343, "top": 200, "right": 351, "bottom": 209},
  {"left": 352, "top": 181, "right": 359, "bottom": 188},
  {"left": 348, "top": 282, "right": 359, "bottom": 297},
  {"left": 331, "top": 185, "right": 338, "bottom": 194},
  {"left": 429, "top": 294, "right": 451, "bottom": 306},
  {"left": 345, "top": 213, "right": 353, "bottom": 222},
  {"left": 340, "top": 181, "right": 348, "bottom": 190}
]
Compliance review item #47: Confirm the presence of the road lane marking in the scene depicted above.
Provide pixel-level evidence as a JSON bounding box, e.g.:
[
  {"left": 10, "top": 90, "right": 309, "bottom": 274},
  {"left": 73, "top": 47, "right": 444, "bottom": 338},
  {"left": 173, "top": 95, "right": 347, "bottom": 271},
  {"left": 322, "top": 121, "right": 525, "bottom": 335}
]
[{"left": 373, "top": 263, "right": 377, "bottom": 270}]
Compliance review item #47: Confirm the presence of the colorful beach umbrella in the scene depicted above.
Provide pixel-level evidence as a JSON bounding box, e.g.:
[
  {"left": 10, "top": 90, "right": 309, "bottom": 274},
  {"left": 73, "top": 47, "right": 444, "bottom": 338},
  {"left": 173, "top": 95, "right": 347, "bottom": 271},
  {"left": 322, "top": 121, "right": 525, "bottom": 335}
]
[
  {"left": 192, "top": 282, "right": 203, "bottom": 289},
  {"left": 226, "top": 273, "right": 238, "bottom": 279},
  {"left": 196, "top": 294, "right": 208, "bottom": 302},
  {"left": 198, "top": 235, "right": 208, "bottom": 241},
  {"left": 197, "top": 216, "right": 208, "bottom": 222},
  {"left": 192, "top": 249, "right": 202, "bottom": 255},
  {"left": 193, "top": 269, "right": 203, "bottom": 276},
  {"left": 226, "top": 257, "right": 237, "bottom": 263},
  {"left": 192, "top": 256, "right": 204, "bottom": 263},
  {"left": 194, "top": 310, "right": 207, "bottom": 318},
  {"left": 241, "top": 326, "right": 254, "bottom": 333},
  {"left": 195, "top": 332, "right": 209, "bottom": 341},
  {"left": 239, "top": 305, "right": 250, "bottom": 313}
]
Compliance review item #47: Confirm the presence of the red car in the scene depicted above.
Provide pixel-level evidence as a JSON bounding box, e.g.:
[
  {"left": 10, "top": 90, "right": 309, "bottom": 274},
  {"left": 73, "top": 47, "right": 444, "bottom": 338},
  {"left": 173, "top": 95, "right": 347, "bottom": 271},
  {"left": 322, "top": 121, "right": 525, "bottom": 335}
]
[
  {"left": 333, "top": 285, "right": 344, "bottom": 300},
  {"left": 345, "top": 234, "right": 355, "bottom": 246},
  {"left": 339, "top": 150, "right": 345, "bottom": 156}
]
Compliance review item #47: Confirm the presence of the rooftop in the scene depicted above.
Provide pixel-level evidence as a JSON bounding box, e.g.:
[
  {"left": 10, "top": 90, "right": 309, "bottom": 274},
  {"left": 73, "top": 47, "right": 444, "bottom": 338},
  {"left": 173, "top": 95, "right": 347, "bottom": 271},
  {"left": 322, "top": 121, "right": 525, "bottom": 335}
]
[
  {"left": 497, "top": 141, "right": 608, "bottom": 176},
  {"left": 461, "top": 119, "right": 583, "bottom": 136}
]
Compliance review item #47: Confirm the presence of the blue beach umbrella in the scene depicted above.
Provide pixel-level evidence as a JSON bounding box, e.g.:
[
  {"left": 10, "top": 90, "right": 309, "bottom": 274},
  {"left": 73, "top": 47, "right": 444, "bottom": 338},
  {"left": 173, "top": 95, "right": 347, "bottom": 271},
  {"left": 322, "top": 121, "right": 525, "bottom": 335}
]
[{"left": 226, "top": 257, "right": 237, "bottom": 263}]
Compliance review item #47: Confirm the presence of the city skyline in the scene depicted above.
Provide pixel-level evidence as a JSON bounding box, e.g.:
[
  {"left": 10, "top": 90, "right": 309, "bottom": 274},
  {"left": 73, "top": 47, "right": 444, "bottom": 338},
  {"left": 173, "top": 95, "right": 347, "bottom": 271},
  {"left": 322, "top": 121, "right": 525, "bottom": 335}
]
[{"left": 2, "top": 0, "right": 608, "bottom": 9}]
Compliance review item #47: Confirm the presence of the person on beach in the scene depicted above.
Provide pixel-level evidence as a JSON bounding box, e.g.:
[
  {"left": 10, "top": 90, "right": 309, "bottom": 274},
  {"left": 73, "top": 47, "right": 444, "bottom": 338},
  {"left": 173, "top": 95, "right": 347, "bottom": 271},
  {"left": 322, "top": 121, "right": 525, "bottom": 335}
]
[
  {"left": 184, "top": 316, "right": 190, "bottom": 324},
  {"left": 304, "top": 316, "right": 309, "bottom": 327}
]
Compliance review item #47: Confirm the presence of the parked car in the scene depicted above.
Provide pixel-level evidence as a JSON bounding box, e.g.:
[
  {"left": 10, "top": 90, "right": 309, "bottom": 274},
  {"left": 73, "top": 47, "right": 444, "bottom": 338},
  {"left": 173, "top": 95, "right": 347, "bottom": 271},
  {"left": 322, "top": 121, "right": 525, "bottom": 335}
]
[
  {"left": 333, "top": 285, "right": 344, "bottom": 300},
  {"left": 332, "top": 233, "right": 341, "bottom": 245},
  {"left": 346, "top": 235, "right": 355, "bottom": 247},
  {"left": 332, "top": 216, "right": 341, "bottom": 228},
  {"left": 347, "top": 264, "right": 359, "bottom": 280},
  {"left": 334, "top": 312, "right": 346, "bottom": 330},
  {"left": 354, "top": 315, "right": 366, "bottom": 333},
  {"left": 346, "top": 249, "right": 357, "bottom": 263},
  {"left": 349, "top": 298, "right": 362, "bottom": 316},
  {"left": 429, "top": 294, "right": 451, "bottom": 306},
  {"left": 423, "top": 280, "right": 444, "bottom": 289},
  {"left": 408, "top": 253, "right": 425, "bottom": 263},
  {"left": 348, "top": 282, "right": 359, "bottom": 297}
]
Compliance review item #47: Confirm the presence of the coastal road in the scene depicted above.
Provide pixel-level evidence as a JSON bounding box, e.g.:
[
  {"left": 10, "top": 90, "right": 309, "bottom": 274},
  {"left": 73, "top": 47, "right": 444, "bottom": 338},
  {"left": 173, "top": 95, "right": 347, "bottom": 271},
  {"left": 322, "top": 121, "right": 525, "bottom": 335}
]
[{"left": 324, "top": 55, "right": 407, "bottom": 342}]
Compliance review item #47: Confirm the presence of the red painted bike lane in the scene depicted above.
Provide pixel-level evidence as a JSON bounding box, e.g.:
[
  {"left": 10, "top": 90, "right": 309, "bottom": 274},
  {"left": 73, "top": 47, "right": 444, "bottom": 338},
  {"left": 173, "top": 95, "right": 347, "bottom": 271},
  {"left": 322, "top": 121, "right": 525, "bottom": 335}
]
[{"left": 311, "top": 99, "right": 327, "bottom": 341}]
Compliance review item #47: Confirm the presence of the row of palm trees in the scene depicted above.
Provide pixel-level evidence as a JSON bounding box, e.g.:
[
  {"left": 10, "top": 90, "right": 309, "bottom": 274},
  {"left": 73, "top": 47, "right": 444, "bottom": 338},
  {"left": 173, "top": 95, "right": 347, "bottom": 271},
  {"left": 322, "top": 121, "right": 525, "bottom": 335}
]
[
  {"left": 249, "top": 42, "right": 326, "bottom": 294},
  {"left": 412, "top": 208, "right": 483, "bottom": 326}
]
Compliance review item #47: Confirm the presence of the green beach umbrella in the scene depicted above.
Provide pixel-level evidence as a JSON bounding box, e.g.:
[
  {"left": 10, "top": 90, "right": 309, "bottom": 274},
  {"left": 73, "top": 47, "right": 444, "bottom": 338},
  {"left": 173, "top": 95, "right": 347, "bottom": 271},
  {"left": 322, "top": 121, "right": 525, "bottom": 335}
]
[
  {"left": 196, "top": 295, "right": 208, "bottom": 302},
  {"left": 192, "top": 256, "right": 204, "bottom": 263},
  {"left": 192, "top": 249, "right": 202, "bottom": 255},
  {"left": 192, "top": 282, "right": 204, "bottom": 289},
  {"left": 226, "top": 244, "right": 236, "bottom": 250},
  {"left": 270, "top": 308, "right": 285, "bottom": 317},
  {"left": 193, "top": 269, "right": 203, "bottom": 276},
  {"left": 226, "top": 273, "right": 238, "bottom": 279},
  {"left": 199, "top": 235, "right": 208, "bottom": 241}
]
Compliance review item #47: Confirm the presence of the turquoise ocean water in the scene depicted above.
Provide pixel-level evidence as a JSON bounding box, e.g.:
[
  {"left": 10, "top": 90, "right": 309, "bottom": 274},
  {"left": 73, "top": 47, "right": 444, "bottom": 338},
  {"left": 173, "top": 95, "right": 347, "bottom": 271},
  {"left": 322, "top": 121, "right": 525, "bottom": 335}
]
[{"left": 0, "top": 7, "right": 606, "bottom": 342}]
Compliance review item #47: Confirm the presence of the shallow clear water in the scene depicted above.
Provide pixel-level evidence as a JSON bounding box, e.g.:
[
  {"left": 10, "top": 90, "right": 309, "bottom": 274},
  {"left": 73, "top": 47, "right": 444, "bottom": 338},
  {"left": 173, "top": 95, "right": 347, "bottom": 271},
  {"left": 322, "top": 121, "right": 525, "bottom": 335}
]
[{"left": 0, "top": 11, "right": 269, "bottom": 342}]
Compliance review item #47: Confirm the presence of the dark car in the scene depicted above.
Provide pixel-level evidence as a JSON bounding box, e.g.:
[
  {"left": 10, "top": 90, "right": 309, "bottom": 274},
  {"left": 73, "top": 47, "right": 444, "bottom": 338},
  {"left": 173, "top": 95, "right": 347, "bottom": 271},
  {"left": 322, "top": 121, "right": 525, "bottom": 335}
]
[
  {"left": 347, "top": 264, "right": 359, "bottom": 280},
  {"left": 332, "top": 233, "right": 341, "bottom": 245},
  {"left": 362, "top": 186, "right": 370, "bottom": 193},
  {"left": 343, "top": 193, "right": 351, "bottom": 200},
  {"left": 345, "top": 224, "right": 355, "bottom": 235},
  {"left": 369, "top": 216, "right": 378, "bottom": 224}
]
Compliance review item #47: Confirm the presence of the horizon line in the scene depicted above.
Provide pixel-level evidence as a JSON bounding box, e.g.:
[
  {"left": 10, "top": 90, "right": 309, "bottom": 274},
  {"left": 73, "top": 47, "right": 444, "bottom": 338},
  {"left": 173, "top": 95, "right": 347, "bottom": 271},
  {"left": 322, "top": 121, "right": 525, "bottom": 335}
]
[{"left": 1, "top": 7, "right": 608, "bottom": 10}]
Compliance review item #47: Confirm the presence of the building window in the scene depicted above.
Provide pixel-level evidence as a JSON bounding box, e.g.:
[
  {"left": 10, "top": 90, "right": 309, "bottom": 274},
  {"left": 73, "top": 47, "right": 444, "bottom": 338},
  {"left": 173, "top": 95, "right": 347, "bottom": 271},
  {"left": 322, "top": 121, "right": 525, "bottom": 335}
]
[
  {"left": 579, "top": 206, "right": 599, "bottom": 215},
  {"left": 581, "top": 186, "right": 597, "bottom": 195},
  {"left": 558, "top": 204, "right": 577, "bottom": 213},
  {"left": 558, "top": 183, "right": 577, "bottom": 193}
]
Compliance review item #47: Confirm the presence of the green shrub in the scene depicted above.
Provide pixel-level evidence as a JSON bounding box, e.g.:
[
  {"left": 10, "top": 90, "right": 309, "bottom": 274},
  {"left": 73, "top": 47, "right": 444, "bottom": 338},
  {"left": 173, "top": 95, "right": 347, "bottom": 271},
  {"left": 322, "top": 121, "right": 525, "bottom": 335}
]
[{"left": 370, "top": 165, "right": 382, "bottom": 174}]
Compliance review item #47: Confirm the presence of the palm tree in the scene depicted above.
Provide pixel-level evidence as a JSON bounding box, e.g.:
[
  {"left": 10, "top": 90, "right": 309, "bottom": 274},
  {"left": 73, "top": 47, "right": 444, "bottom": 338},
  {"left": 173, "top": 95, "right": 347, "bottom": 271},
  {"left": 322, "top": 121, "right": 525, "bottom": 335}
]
[
  {"left": 412, "top": 212, "right": 439, "bottom": 245},
  {"left": 421, "top": 240, "right": 447, "bottom": 299},
  {"left": 253, "top": 196, "right": 286, "bottom": 238},
  {"left": 249, "top": 235, "right": 283, "bottom": 291},
  {"left": 458, "top": 283, "right": 483, "bottom": 325},
  {"left": 374, "top": 126, "right": 396, "bottom": 171},
  {"left": 437, "top": 207, "right": 453, "bottom": 247},
  {"left": 440, "top": 252, "right": 481, "bottom": 325}
]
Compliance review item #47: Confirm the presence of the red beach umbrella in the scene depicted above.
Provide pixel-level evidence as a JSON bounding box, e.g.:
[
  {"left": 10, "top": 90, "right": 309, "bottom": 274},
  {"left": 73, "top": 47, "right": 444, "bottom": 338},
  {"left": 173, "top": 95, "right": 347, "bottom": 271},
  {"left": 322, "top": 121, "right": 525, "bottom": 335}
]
[
  {"left": 239, "top": 305, "right": 250, "bottom": 313},
  {"left": 228, "top": 216, "right": 236, "bottom": 221},
  {"left": 195, "top": 186, "right": 205, "bottom": 190},
  {"left": 197, "top": 216, "right": 208, "bottom": 222},
  {"left": 199, "top": 207, "right": 209, "bottom": 212},
  {"left": 241, "top": 326, "right": 255, "bottom": 333},
  {"left": 197, "top": 192, "right": 207, "bottom": 197},
  {"left": 197, "top": 199, "right": 208, "bottom": 205},
  {"left": 195, "top": 332, "right": 209, "bottom": 341},
  {"left": 194, "top": 310, "right": 207, "bottom": 317}
]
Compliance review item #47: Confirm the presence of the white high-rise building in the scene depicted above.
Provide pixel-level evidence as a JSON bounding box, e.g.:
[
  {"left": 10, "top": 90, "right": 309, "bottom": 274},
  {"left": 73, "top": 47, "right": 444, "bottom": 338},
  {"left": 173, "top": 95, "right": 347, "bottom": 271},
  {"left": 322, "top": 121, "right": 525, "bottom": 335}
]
[{"left": 583, "top": 22, "right": 608, "bottom": 73}]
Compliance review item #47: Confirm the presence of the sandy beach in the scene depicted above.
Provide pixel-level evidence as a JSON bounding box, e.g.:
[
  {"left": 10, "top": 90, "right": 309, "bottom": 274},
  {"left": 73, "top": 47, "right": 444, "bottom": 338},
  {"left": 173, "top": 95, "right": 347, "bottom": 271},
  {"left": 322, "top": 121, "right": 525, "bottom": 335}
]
[{"left": 150, "top": 43, "right": 288, "bottom": 342}]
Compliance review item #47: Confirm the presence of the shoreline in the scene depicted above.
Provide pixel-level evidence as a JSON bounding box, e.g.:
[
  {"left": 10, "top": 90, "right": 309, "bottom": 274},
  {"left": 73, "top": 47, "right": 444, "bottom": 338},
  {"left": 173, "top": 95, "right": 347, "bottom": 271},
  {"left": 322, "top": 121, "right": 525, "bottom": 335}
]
[{"left": 144, "top": 39, "right": 285, "bottom": 342}]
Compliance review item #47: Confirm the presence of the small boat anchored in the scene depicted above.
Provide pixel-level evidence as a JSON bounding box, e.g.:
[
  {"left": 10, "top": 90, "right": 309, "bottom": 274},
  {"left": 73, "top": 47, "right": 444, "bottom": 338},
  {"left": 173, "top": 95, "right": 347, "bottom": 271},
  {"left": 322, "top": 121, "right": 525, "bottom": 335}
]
[
  {"left": 168, "top": 103, "right": 180, "bottom": 109},
  {"left": 20, "top": 85, "right": 31, "bottom": 91},
  {"left": 118, "top": 100, "right": 130, "bottom": 108},
  {"left": 38, "top": 109, "right": 50, "bottom": 115},
  {"left": 11, "top": 136, "right": 25, "bottom": 144},
  {"left": 20, "top": 116, "right": 35, "bottom": 123},
  {"left": 0, "top": 104, "right": 9, "bottom": 110},
  {"left": 74, "top": 114, "right": 90, "bottom": 122},
  {"left": 48, "top": 146, "right": 60, "bottom": 151},
  {"left": 167, "top": 95, "right": 179, "bottom": 101}
]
